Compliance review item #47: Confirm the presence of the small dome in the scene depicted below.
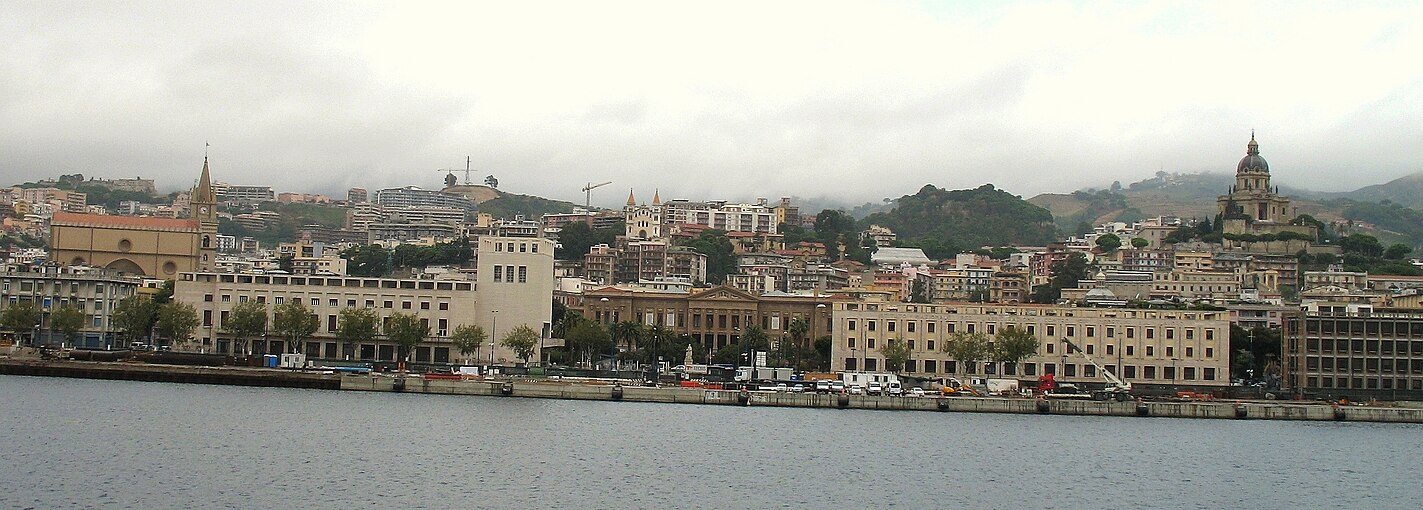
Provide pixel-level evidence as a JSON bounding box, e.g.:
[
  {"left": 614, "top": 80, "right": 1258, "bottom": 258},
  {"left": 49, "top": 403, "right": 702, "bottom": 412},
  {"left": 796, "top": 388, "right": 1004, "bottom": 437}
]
[
  {"left": 1237, "top": 134, "right": 1268, "bottom": 172},
  {"left": 1085, "top": 288, "right": 1117, "bottom": 298}
]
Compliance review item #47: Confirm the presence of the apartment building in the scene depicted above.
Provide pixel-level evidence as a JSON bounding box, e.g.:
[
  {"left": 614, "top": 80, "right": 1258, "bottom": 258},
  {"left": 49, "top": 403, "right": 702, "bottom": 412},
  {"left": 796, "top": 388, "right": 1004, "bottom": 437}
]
[
  {"left": 1283, "top": 306, "right": 1423, "bottom": 399},
  {"left": 0, "top": 264, "right": 140, "bottom": 348}
]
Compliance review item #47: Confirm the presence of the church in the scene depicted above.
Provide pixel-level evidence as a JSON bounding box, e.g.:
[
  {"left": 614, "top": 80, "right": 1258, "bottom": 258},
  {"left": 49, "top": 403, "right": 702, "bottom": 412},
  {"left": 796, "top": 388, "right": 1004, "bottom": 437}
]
[
  {"left": 49, "top": 159, "right": 219, "bottom": 277},
  {"left": 1216, "top": 134, "right": 1315, "bottom": 239}
]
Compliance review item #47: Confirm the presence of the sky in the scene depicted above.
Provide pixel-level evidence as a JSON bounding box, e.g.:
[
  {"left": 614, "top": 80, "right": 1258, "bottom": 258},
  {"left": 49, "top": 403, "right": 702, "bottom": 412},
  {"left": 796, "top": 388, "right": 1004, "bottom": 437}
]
[{"left": 3, "top": 1, "right": 1421, "bottom": 209}]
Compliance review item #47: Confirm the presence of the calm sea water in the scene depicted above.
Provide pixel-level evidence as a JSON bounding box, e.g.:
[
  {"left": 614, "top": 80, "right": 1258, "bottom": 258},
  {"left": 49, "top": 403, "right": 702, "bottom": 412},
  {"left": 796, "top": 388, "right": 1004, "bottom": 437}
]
[{"left": 1, "top": 375, "right": 1420, "bottom": 510}]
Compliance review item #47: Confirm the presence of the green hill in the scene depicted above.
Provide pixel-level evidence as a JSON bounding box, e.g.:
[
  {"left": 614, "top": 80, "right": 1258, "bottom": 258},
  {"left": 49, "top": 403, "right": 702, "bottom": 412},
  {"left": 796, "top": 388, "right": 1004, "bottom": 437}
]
[
  {"left": 862, "top": 184, "right": 1060, "bottom": 257},
  {"left": 477, "top": 192, "right": 582, "bottom": 219},
  {"left": 1331, "top": 171, "right": 1423, "bottom": 210}
]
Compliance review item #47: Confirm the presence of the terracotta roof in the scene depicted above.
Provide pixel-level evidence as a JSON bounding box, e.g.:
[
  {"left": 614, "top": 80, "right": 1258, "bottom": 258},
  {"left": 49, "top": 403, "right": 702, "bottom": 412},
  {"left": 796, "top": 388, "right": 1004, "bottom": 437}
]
[{"left": 52, "top": 212, "right": 199, "bottom": 232}]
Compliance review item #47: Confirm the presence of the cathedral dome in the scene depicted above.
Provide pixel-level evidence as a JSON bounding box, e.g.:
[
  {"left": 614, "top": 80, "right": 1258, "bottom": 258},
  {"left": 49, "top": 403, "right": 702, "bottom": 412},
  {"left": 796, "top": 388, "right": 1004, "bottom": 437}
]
[{"left": 1237, "top": 134, "right": 1268, "bottom": 173}]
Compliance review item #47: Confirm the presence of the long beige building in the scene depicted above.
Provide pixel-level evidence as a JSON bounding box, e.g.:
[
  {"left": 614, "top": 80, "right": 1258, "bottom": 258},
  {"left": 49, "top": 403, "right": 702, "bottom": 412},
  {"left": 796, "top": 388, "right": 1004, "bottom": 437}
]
[
  {"left": 832, "top": 300, "right": 1231, "bottom": 388},
  {"left": 174, "top": 236, "right": 554, "bottom": 366}
]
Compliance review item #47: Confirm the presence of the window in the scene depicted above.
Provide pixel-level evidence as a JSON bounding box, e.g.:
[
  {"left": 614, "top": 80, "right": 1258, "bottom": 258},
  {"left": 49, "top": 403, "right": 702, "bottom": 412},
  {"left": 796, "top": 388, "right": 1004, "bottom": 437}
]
[
  {"left": 1166, "top": 329, "right": 1175, "bottom": 340},
  {"left": 887, "top": 321, "right": 896, "bottom": 332},
  {"left": 519, "top": 243, "right": 527, "bottom": 253},
  {"left": 518, "top": 266, "right": 528, "bottom": 283},
  {"left": 1205, "top": 347, "right": 1213, "bottom": 358},
  {"left": 531, "top": 243, "right": 538, "bottom": 253},
  {"left": 1126, "top": 327, "right": 1134, "bottom": 339},
  {"left": 1046, "top": 325, "right": 1054, "bottom": 337},
  {"left": 1146, "top": 328, "right": 1155, "bottom": 339},
  {"left": 1046, "top": 343, "right": 1054, "bottom": 354},
  {"left": 310, "top": 298, "right": 320, "bottom": 307},
  {"left": 1205, "top": 329, "right": 1214, "bottom": 341},
  {"left": 868, "top": 320, "right": 876, "bottom": 332},
  {"left": 221, "top": 294, "right": 231, "bottom": 303},
  {"left": 1146, "top": 345, "right": 1154, "bottom": 356},
  {"left": 868, "top": 338, "right": 876, "bottom": 349},
  {"left": 439, "top": 302, "right": 448, "bottom": 310},
  {"left": 1086, "top": 326, "right": 1095, "bottom": 337},
  {"left": 927, "top": 322, "right": 935, "bottom": 333},
  {"left": 273, "top": 296, "right": 283, "bottom": 304},
  {"left": 420, "top": 302, "right": 429, "bottom": 310},
  {"left": 927, "top": 340, "right": 935, "bottom": 351},
  {"left": 494, "top": 266, "right": 503, "bottom": 282},
  {"left": 383, "top": 300, "right": 393, "bottom": 309},
  {"left": 1086, "top": 344, "right": 1094, "bottom": 355},
  {"left": 848, "top": 320, "right": 856, "bottom": 331},
  {"left": 1186, "top": 329, "right": 1195, "bottom": 340},
  {"left": 1066, "top": 326, "right": 1075, "bottom": 337},
  {"left": 1166, "top": 346, "right": 1174, "bottom": 357},
  {"left": 1144, "top": 366, "right": 1156, "bottom": 379},
  {"left": 204, "top": 294, "right": 213, "bottom": 302},
  {"left": 1126, "top": 345, "right": 1134, "bottom": 356}
]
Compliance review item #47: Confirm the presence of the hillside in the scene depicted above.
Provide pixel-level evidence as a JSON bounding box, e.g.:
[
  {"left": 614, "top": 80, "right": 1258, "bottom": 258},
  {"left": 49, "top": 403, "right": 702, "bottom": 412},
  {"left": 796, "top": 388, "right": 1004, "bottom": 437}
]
[
  {"left": 861, "top": 184, "right": 1059, "bottom": 256},
  {"left": 1331, "top": 171, "right": 1423, "bottom": 210},
  {"left": 477, "top": 192, "right": 582, "bottom": 219}
]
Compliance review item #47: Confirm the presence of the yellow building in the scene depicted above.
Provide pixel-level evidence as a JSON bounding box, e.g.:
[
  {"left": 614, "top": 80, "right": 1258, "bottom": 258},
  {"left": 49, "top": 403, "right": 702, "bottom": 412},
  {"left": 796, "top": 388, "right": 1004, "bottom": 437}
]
[{"left": 50, "top": 159, "right": 218, "bottom": 277}]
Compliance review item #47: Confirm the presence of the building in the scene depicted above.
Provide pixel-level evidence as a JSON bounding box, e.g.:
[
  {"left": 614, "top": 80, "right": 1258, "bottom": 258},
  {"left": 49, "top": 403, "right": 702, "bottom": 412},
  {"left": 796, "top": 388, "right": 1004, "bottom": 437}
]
[
  {"left": 49, "top": 159, "right": 219, "bottom": 277},
  {"left": 212, "top": 183, "right": 275, "bottom": 204},
  {"left": 0, "top": 264, "right": 140, "bottom": 348},
  {"left": 347, "top": 187, "right": 368, "bottom": 203},
  {"left": 582, "top": 284, "right": 834, "bottom": 357},
  {"left": 832, "top": 300, "right": 1230, "bottom": 389},
  {"left": 1216, "top": 134, "right": 1317, "bottom": 242},
  {"left": 174, "top": 236, "right": 553, "bottom": 365},
  {"left": 1283, "top": 307, "right": 1423, "bottom": 399},
  {"left": 373, "top": 186, "right": 476, "bottom": 214}
]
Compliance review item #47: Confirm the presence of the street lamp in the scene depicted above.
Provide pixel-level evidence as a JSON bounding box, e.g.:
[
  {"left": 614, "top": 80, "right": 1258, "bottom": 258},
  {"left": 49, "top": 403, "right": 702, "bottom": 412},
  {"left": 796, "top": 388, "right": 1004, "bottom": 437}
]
[{"left": 489, "top": 309, "right": 498, "bottom": 374}]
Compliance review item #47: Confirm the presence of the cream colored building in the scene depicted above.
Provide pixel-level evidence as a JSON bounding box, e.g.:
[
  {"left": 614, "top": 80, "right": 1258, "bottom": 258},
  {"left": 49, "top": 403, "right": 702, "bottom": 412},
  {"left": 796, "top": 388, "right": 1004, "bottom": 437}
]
[
  {"left": 174, "top": 236, "right": 554, "bottom": 366},
  {"left": 832, "top": 300, "right": 1231, "bottom": 388}
]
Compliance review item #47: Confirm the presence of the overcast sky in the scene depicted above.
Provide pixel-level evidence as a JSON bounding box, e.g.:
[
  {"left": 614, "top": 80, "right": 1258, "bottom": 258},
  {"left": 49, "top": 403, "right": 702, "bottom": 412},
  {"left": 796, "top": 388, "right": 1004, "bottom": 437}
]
[{"left": 3, "top": 1, "right": 1420, "bottom": 209}]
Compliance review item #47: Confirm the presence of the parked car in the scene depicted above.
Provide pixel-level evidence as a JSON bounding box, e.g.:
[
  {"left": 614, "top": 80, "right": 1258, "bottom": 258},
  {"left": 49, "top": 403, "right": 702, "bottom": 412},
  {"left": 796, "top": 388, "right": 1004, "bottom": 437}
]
[
  {"left": 867, "top": 381, "right": 884, "bottom": 396},
  {"left": 888, "top": 381, "right": 904, "bottom": 396},
  {"left": 908, "top": 387, "right": 926, "bottom": 397},
  {"left": 848, "top": 385, "right": 865, "bottom": 395},
  {"left": 830, "top": 381, "right": 846, "bottom": 393},
  {"left": 815, "top": 380, "right": 831, "bottom": 393}
]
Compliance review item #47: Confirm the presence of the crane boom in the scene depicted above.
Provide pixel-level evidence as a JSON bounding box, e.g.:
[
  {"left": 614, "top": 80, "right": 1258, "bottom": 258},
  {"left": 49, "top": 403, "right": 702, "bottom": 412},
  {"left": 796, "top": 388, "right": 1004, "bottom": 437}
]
[
  {"left": 582, "top": 181, "right": 612, "bottom": 209},
  {"left": 1064, "top": 339, "right": 1131, "bottom": 392}
]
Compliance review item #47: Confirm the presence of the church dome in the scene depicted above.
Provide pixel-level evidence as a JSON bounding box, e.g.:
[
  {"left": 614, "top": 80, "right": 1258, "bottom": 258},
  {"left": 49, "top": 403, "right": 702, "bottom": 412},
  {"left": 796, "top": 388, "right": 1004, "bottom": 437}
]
[{"left": 1237, "top": 134, "right": 1268, "bottom": 172}]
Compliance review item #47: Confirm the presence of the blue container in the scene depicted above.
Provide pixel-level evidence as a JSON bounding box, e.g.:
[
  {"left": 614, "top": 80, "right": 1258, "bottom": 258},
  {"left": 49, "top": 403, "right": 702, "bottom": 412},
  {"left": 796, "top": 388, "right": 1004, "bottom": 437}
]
[{"left": 264, "top": 354, "right": 279, "bottom": 368}]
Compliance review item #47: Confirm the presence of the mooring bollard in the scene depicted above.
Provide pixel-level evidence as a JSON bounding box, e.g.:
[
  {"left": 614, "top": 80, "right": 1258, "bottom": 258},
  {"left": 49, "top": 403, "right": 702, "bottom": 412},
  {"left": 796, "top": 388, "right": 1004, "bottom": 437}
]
[
  {"left": 1135, "top": 398, "right": 1150, "bottom": 417},
  {"left": 611, "top": 384, "right": 624, "bottom": 401},
  {"left": 837, "top": 393, "right": 850, "bottom": 409},
  {"left": 937, "top": 398, "right": 950, "bottom": 412},
  {"left": 1333, "top": 405, "right": 1347, "bottom": 421},
  {"left": 1233, "top": 403, "right": 1248, "bottom": 419},
  {"left": 392, "top": 377, "right": 406, "bottom": 392},
  {"left": 500, "top": 381, "right": 513, "bottom": 396},
  {"left": 1035, "top": 397, "right": 1050, "bottom": 414}
]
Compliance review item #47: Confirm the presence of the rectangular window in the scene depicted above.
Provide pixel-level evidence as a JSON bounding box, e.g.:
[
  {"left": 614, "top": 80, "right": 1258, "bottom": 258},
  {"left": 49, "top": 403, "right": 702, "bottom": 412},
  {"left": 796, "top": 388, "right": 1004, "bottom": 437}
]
[
  {"left": 887, "top": 321, "right": 896, "bottom": 332},
  {"left": 1185, "top": 347, "right": 1194, "bottom": 358},
  {"left": 1126, "top": 327, "right": 1134, "bottom": 339},
  {"left": 1205, "top": 347, "right": 1213, "bottom": 358},
  {"left": 868, "top": 320, "right": 876, "bottom": 332},
  {"left": 907, "top": 322, "right": 915, "bottom": 333},
  {"left": 1066, "top": 326, "right": 1075, "bottom": 337},
  {"left": 1046, "top": 325, "right": 1054, "bottom": 337},
  {"left": 848, "top": 320, "right": 856, "bottom": 331},
  {"left": 927, "top": 322, "right": 935, "bottom": 333},
  {"left": 1144, "top": 365, "right": 1156, "bottom": 379},
  {"left": 494, "top": 266, "right": 503, "bottom": 282},
  {"left": 518, "top": 266, "right": 528, "bottom": 283},
  {"left": 1086, "top": 326, "right": 1095, "bottom": 337},
  {"left": 1146, "top": 328, "right": 1155, "bottom": 339}
]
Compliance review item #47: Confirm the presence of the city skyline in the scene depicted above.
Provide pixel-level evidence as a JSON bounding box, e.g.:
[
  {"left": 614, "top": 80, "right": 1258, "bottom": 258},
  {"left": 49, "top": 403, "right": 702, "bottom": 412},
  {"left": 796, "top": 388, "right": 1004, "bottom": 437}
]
[{"left": 3, "top": 1, "right": 1421, "bottom": 207}]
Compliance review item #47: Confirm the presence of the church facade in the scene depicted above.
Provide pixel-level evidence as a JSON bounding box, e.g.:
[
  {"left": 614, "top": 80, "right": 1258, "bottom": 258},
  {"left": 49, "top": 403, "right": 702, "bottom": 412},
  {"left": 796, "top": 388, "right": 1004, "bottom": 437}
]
[{"left": 49, "top": 159, "right": 219, "bottom": 277}]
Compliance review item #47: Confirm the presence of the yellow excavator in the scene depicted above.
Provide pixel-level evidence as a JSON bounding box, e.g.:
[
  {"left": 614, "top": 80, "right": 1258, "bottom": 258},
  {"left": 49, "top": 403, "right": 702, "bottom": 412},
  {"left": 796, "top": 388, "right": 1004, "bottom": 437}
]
[{"left": 939, "top": 377, "right": 983, "bottom": 397}]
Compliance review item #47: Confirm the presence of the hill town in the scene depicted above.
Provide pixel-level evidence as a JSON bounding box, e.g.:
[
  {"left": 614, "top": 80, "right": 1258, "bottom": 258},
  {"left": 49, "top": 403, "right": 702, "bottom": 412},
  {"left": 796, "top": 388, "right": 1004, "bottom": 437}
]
[{"left": 3, "top": 134, "right": 1423, "bottom": 402}]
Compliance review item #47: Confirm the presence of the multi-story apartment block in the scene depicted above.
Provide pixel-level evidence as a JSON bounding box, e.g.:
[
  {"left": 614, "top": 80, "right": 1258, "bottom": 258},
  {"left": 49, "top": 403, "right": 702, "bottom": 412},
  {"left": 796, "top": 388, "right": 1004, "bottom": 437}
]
[
  {"left": 583, "top": 244, "right": 616, "bottom": 285},
  {"left": 0, "top": 264, "right": 140, "bottom": 348},
  {"left": 347, "top": 187, "right": 368, "bottom": 203},
  {"left": 832, "top": 300, "right": 1230, "bottom": 389},
  {"left": 1283, "top": 305, "right": 1423, "bottom": 399},
  {"left": 1120, "top": 248, "right": 1172, "bottom": 273},
  {"left": 212, "top": 183, "right": 275, "bottom": 204},
  {"left": 373, "top": 186, "right": 476, "bottom": 214},
  {"left": 1152, "top": 269, "right": 1241, "bottom": 302},
  {"left": 788, "top": 264, "right": 848, "bottom": 293}
]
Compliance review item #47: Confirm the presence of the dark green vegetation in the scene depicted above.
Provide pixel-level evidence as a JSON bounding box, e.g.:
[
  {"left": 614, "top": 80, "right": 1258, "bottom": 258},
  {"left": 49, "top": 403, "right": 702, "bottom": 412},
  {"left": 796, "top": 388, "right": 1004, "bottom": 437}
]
[
  {"left": 338, "top": 238, "right": 474, "bottom": 277},
  {"left": 553, "top": 221, "right": 623, "bottom": 261},
  {"left": 219, "top": 202, "right": 349, "bottom": 248},
  {"left": 477, "top": 192, "right": 581, "bottom": 220},
  {"left": 863, "top": 184, "right": 1059, "bottom": 259}
]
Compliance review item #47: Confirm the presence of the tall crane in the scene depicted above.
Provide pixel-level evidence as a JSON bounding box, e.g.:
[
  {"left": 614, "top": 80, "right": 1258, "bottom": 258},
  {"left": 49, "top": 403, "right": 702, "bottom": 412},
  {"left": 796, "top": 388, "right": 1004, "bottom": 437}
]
[
  {"left": 435, "top": 156, "right": 475, "bottom": 186},
  {"left": 582, "top": 181, "right": 612, "bottom": 209}
]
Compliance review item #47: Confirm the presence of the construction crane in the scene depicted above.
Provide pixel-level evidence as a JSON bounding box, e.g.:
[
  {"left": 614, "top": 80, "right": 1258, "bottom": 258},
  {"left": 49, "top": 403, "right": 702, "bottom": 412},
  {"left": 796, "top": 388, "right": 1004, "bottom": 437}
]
[
  {"left": 435, "top": 156, "right": 475, "bottom": 186},
  {"left": 582, "top": 181, "right": 612, "bottom": 209},
  {"left": 1060, "top": 339, "right": 1134, "bottom": 401}
]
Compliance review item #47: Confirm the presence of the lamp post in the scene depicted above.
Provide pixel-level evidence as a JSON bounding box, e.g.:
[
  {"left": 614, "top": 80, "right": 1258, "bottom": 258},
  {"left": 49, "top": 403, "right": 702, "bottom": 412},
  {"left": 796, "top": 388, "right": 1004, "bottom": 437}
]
[{"left": 489, "top": 309, "right": 498, "bottom": 374}]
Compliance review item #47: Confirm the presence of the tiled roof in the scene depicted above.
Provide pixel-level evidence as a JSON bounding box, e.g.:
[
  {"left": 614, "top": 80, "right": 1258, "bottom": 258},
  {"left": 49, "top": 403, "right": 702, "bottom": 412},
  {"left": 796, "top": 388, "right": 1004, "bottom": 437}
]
[{"left": 52, "top": 212, "right": 200, "bottom": 233}]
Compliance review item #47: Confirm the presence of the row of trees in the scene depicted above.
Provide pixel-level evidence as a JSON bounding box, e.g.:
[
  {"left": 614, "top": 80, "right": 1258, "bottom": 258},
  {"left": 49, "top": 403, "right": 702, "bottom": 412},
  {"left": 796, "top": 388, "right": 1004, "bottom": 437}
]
[
  {"left": 877, "top": 326, "right": 1041, "bottom": 375},
  {"left": 339, "top": 238, "right": 475, "bottom": 277}
]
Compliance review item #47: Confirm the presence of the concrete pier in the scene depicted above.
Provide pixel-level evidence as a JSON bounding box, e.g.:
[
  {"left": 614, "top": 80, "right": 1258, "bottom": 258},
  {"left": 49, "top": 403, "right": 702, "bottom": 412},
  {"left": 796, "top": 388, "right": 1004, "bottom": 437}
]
[{"left": 5, "top": 358, "right": 1422, "bottom": 423}]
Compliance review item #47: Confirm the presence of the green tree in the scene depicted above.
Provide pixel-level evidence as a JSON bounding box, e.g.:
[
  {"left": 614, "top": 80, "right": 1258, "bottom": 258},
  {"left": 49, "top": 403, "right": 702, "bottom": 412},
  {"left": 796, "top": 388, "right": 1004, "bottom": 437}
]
[
  {"left": 609, "top": 321, "right": 644, "bottom": 366},
  {"left": 992, "top": 326, "right": 1040, "bottom": 375},
  {"left": 942, "top": 332, "right": 991, "bottom": 375},
  {"left": 1384, "top": 243, "right": 1413, "bottom": 260},
  {"left": 1031, "top": 252, "right": 1089, "bottom": 303},
  {"left": 1, "top": 301, "right": 41, "bottom": 345},
  {"left": 273, "top": 300, "right": 319, "bottom": 354},
  {"left": 880, "top": 336, "right": 912, "bottom": 374},
  {"left": 49, "top": 305, "right": 86, "bottom": 347},
  {"left": 685, "top": 230, "right": 736, "bottom": 284},
  {"left": 450, "top": 323, "right": 487, "bottom": 364},
  {"left": 1130, "top": 237, "right": 1149, "bottom": 249},
  {"left": 565, "top": 320, "right": 610, "bottom": 368},
  {"left": 813, "top": 335, "right": 832, "bottom": 371},
  {"left": 1095, "top": 233, "right": 1122, "bottom": 252},
  {"left": 909, "top": 279, "right": 929, "bottom": 303},
  {"left": 500, "top": 324, "right": 539, "bottom": 365},
  {"left": 340, "top": 244, "right": 391, "bottom": 277},
  {"left": 336, "top": 307, "right": 379, "bottom": 359},
  {"left": 277, "top": 254, "right": 294, "bottom": 273},
  {"left": 156, "top": 302, "right": 199, "bottom": 349},
  {"left": 1340, "top": 234, "right": 1384, "bottom": 257},
  {"left": 385, "top": 312, "right": 428, "bottom": 365},
  {"left": 112, "top": 296, "right": 157, "bottom": 345},
  {"left": 787, "top": 317, "right": 810, "bottom": 368},
  {"left": 224, "top": 300, "right": 268, "bottom": 356}
]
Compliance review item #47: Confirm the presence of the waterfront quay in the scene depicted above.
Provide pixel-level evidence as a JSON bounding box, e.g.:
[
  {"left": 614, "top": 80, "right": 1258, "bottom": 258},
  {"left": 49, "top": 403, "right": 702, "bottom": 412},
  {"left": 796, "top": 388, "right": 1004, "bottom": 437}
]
[{"left": 5, "top": 358, "right": 1422, "bottom": 423}]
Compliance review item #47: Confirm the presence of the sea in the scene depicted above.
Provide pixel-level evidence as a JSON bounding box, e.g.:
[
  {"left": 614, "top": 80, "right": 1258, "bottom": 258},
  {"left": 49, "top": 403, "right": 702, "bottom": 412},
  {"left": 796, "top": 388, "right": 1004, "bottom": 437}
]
[{"left": 1, "top": 375, "right": 1419, "bottom": 509}]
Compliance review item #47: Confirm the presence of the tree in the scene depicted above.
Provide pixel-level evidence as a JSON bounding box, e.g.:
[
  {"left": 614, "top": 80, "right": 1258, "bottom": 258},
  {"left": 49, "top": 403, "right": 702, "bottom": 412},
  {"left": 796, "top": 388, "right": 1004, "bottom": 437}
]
[
  {"left": 500, "top": 324, "right": 539, "bottom": 365},
  {"left": 1384, "top": 243, "right": 1413, "bottom": 260},
  {"left": 1095, "top": 233, "right": 1121, "bottom": 252},
  {"left": 49, "top": 305, "right": 86, "bottom": 347},
  {"left": 787, "top": 317, "right": 810, "bottom": 367},
  {"left": 942, "top": 332, "right": 991, "bottom": 375},
  {"left": 385, "top": 312, "right": 428, "bottom": 365},
  {"left": 1340, "top": 234, "right": 1384, "bottom": 257},
  {"left": 340, "top": 244, "right": 390, "bottom": 277},
  {"left": 565, "top": 320, "right": 610, "bottom": 368},
  {"left": 685, "top": 230, "right": 736, "bottom": 283},
  {"left": 909, "top": 280, "right": 929, "bottom": 303},
  {"left": 336, "top": 307, "right": 379, "bottom": 359},
  {"left": 813, "top": 335, "right": 833, "bottom": 371},
  {"left": 224, "top": 300, "right": 268, "bottom": 356},
  {"left": 277, "top": 254, "right": 294, "bottom": 273},
  {"left": 1130, "top": 237, "right": 1149, "bottom": 249},
  {"left": 155, "top": 302, "right": 199, "bottom": 349},
  {"left": 1, "top": 301, "right": 41, "bottom": 345},
  {"left": 992, "top": 326, "right": 1039, "bottom": 375},
  {"left": 880, "top": 336, "right": 912, "bottom": 374},
  {"left": 450, "top": 323, "right": 487, "bottom": 364},
  {"left": 112, "top": 296, "right": 157, "bottom": 345},
  {"left": 273, "top": 300, "right": 319, "bottom": 354}
]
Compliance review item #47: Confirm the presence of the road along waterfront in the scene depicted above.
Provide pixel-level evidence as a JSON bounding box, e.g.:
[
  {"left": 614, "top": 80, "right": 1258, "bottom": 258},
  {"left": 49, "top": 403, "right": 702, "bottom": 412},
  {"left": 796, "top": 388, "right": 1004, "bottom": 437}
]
[{"left": 3, "top": 374, "right": 1422, "bottom": 510}]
